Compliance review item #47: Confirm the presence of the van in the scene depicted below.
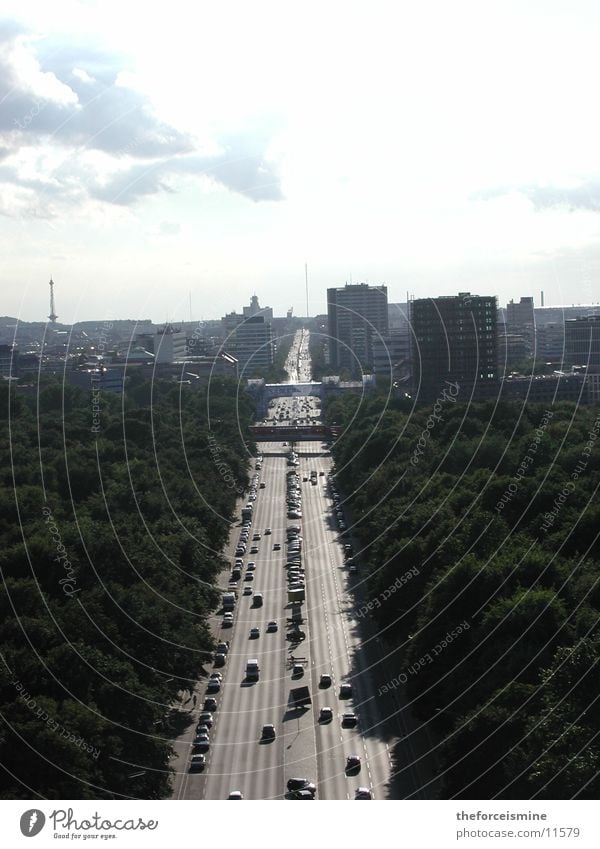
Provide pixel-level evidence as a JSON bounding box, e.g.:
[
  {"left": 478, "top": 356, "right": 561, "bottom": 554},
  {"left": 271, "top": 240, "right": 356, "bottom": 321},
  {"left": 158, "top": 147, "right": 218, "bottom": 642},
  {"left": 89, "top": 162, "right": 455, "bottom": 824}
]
[{"left": 253, "top": 593, "right": 263, "bottom": 607}]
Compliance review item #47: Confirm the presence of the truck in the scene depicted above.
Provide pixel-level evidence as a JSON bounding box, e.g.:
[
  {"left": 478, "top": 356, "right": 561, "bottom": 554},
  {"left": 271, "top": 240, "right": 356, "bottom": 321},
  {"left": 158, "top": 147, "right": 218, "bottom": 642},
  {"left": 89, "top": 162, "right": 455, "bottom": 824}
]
[
  {"left": 246, "top": 659, "right": 260, "bottom": 681},
  {"left": 222, "top": 592, "right": 236, "bottom": 612}
]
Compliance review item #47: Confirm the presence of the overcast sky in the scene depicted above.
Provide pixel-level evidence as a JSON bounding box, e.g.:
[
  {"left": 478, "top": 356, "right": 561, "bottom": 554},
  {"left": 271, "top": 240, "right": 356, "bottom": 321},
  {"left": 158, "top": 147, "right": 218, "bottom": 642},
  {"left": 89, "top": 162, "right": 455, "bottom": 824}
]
[{"left": 2, "top": 0, "right": 600, "bottom": 323}]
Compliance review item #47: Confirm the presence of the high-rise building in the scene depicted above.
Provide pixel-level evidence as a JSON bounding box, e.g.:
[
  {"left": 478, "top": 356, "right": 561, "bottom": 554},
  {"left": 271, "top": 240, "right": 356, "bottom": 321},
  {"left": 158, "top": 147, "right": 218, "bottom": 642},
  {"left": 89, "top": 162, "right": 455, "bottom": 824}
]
[
  {"left": 506, "top": 296, "right": 535, "bottom": 355},
  {"left": 506, "top": 296, "right": 534, "bottom": 329},
  {"left": 411, "top": 292, "right": 498, "bottom": 399},
  {"left": 327, "top": 283, "right": 388, "bottom": 373},
  {"left": 565, "top": 315, "right": 600, "bottom": 368},
  {"left": 235, "top": 315, "right": 274, "bottom": 371}
]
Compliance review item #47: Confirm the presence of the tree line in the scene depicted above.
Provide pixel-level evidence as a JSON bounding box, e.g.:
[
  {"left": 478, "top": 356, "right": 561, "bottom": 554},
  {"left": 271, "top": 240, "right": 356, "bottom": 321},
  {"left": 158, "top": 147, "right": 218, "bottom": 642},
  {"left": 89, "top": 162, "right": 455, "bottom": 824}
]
[
  {"left": 326, "top": 392, "right": 600, "bottom": 798},
  {"left": 0, "top": 375, "right": 254, "bottom": 798}
]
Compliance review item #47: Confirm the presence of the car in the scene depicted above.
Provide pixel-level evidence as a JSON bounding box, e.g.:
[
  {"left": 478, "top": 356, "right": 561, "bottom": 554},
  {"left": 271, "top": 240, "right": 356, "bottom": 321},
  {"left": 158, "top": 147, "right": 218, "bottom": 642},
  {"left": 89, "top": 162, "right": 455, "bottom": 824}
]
[
  {"left": 243, "top": 586, "right": 253, "bottom": 596},
  {"left": 355, "top": 788, "right": 372, "bottom": 799},
  {"left": 264, "top": 528, "right": 272, "bottom": 535},
  {"left": 319, "top": 471, "right": 325, "bottom": 476},
  {"left": 189, "top": 754, "right": 206, "bottom": 771},
  {"left": 203, "top": 697, "right": 217, "bottom": 712},
  {"left": 349, "top": 565, "right": 358, "bottom": 575},
  {"left": 250, "top": 546, "right": 259, "bottom": 554},
  {"left": 292, "top": 664, "right": 304, "bottom": 677},
  {"left": 259, "top": 482, "right": 266, "bottom": 489},
  {"left": 339, "top": 682, "right": 353, "bottom": 698},
  {"left": 209, "top": 671, "right": 223, "bottom": 681},
  {"left": 194, "top": 735, "right": 210, "bottom": 752},
  {"left": 216, "top": 642, "right": 229, "bottom": 654},
  {"left": 245, "top": 573, "right": 254, "bottom": 582},
  {"left": 267, "top": 620, "right": 278, "bottom": 632},
  {"left": 286, "top": 778, "right": 316, "bottom": 794},
  {"left": 303, "top": 476, "right": 308, "bottom": 482},
  {"left": 261, "top": 724, "right": 276, "bottom": 739},
  {"left": 342, "top": 712, "right": 358, "bottom": 727},
  {"left": 249, "top": 627, "right": 260, "bottom": 639},
  {"left": 207, "top": 678, "right": 221, "bottom": 692},
  {"left": 346, "top": 755, "right": 361, "bottom": 773},
  {"left": 273, "top": 543, "right": 281, "bottom": 550},
  {"left": 287, "top": 789, "right": 314, "bottom": 799},
  {"left": 253, "top": 533, "right": 261, "bottom": 540},
  {"left": 196, "top": 723, "right": 210, "bottom": 736},
  {"left": 222, "top": 611, "right": 234, "bottom": 623},
  {"left": 228, "top": 791, "right": 243, "bottom": 799},
  {"left": 198, "top": 713, "right": 213, "bottom": 728},
  {"left": 235, "top": 548, "right": 245, "bottom": 557},
  {"left": 319, "top": 707, "right": 333, "bottom": 722},
  {"left": 319, "top": 673, "right": 332, "bottom": 688}
]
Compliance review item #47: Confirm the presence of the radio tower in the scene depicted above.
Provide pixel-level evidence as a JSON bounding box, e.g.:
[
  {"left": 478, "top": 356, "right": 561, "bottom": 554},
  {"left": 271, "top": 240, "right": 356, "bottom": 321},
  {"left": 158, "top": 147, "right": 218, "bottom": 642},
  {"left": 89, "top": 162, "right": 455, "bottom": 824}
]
[{"left": 48, "top": 277, "right": 58, "bottom": 324}]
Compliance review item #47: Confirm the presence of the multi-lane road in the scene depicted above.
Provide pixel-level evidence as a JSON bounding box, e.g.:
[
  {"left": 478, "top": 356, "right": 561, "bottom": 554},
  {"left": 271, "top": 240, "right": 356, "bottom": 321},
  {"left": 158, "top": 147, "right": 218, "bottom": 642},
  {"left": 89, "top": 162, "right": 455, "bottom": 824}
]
[
  {"left": 170, "top": 329, "right": 433, "bottom": 799},
  {"left": 171, "top": 433, "right": 416, "bottom": 799}
]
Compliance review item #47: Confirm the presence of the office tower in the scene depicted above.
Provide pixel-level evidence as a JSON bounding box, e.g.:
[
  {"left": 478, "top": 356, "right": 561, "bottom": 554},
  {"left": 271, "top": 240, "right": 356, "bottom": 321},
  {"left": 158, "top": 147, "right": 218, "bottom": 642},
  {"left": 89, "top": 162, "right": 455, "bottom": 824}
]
[
  {"left": 235, "top": 315, "right": 274, "bottom": 370},
  {"left": 565, "top": 315, "right": 600, "bottom": 368},
  {"left": 506, "top": 296, "right": 535, "bottom": 355},
  {"left": 411, "top": 292, "right": 498, "bottom": 399},
  {"left": 327, "top": 283, "right": 388, "bottom": 373}
]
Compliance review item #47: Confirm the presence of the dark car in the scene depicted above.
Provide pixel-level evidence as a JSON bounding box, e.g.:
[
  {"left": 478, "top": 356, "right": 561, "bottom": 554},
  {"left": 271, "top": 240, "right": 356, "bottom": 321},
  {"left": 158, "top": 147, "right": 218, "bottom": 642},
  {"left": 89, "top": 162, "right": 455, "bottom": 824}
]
[
  {"left": 286, "top": 778, "right": 316, "bottom": 794},
  {"left": 203, "top": 698, "right": 217, "bottom": 712},
  {"left": 189, "top": 754, "right": 206, "bottom": 771},
  {"left": 287, "top": 789, "right": 315, "bottom": 799},
  {"left": 345, "top": 755, "right": 361, "bottom": 773}
]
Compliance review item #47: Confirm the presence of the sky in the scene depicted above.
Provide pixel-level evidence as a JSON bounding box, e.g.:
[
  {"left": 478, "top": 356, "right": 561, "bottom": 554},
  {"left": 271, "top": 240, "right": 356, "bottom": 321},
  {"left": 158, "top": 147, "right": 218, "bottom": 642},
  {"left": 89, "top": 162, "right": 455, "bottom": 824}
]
[{"left": 1, "top": 0, "right": 600, "bottom": 323}]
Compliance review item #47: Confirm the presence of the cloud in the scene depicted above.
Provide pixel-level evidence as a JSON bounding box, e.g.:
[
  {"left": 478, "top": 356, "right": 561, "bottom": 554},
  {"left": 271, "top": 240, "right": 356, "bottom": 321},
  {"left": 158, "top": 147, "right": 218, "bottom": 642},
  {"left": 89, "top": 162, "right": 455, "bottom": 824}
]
[
  {"left": 474, "top": 180, "right": 600, "bottom": 213},
  {"left": 0, "top": 20, "right": 284, "bottom": 212},
  {"left": 159, "top": 221, "right": 181, "bottom": 235},
  {"left": 0, "top": 24, "right": 193, "bottom": 157},
  {"left": 90, "top": 136, "right": 284, "bottom": 205}
]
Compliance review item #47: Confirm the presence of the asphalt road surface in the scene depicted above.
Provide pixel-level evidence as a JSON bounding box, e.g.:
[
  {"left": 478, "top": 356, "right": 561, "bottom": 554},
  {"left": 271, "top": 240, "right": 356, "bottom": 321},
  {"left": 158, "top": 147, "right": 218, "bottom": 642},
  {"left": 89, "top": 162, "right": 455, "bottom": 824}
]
[{"left": 171, "top": 432, "right": 425, "bottom": 800}]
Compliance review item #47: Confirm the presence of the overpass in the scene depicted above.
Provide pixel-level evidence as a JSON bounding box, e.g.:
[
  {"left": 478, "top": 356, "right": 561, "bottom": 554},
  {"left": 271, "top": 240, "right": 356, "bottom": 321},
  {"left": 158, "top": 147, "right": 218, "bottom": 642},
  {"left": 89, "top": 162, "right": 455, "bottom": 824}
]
[
  {"left": 245, "top": 376, "right": 375, "bottom": 417},
  {"left": 250, "top": 423, "right": 332, "bottom": 441},
  {"left": 247, "top": 380, "right": 323, "bottom": 401}
]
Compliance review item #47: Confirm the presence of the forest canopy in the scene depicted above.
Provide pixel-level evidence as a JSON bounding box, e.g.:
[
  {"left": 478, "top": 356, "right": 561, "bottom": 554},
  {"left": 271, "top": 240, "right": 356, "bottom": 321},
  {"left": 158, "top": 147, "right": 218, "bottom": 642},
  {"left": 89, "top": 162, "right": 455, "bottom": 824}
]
[
  {"left": 0, "top": 376, "right": 253, "bottom": 799},
  {"left": 327, "top": 392, "right": 600, "bottom": 798}
]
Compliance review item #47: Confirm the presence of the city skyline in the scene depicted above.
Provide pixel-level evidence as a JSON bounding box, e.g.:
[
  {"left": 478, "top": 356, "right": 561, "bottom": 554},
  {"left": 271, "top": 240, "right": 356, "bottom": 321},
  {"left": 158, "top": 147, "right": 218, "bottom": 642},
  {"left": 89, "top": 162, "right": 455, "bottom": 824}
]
[{"left": 3, "top": 1, "right": 600, "bottom": 322}]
